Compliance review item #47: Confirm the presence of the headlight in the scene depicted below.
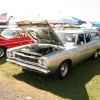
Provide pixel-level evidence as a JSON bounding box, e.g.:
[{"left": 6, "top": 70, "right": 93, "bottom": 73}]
[
  {"left": 38, "top": 58, "right": 47, "bottom": 66},
  {"left": 7, "top": 51, "right": 11, "bottom": 57},
  {"left": 12, "top": 52, "right": 15, "bottom": 57},
  {"left": 38, "top": 58, "right": 43, "bottom": 65},
  {"left": 7, "top": 51, "right": 15, "bottom": 58},
  {"left": 42, "top": 59, "right": 47, "bottom": 66}
]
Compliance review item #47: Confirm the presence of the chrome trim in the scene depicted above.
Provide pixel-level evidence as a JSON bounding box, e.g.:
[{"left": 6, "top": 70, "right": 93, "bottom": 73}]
[
  {"left": 14, "top": 52, "right": 41, "bottom": 59},
  {"left": 14, "top": 57, "right": 43, "bottom": 67},
  {"left": 6, "top": 59, "right": 50, "bottom": 74}
]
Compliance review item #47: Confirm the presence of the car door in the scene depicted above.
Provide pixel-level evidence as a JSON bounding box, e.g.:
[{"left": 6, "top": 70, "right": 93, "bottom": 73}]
[
  {"left": 20, "top": 31, "right": 33, "bottom": 45},
  {"left": 4, "top": 30, "right": 20, "bottom": 48},
  {"left": 84, "top": 32, "right": 98, "bottom": 57},
  {"left": 5, "top": 30, "right": 30, "bottom": 48},
  {"left": 76, "top": 33, "right": 90, "bottom": 62},
  {"left": 14, "top": 30, "right": 32, "bottom": 46}
]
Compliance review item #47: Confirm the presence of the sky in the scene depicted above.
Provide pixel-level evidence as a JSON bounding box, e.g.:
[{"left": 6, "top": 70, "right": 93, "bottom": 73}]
[{"left": 0, "top": 0, "right": 100, "bottom": 22}]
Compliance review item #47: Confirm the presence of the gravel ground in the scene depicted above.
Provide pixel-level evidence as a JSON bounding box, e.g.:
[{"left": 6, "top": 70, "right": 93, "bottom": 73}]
[{"left": 0, "top": 83, "right": 34, "bottom": 100}]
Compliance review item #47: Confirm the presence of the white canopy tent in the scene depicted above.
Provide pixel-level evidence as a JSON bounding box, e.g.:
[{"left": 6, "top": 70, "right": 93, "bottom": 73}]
[
  {"left": 8, "top": 12, "right": 78, "bottom": 28},
  {"left": 39, "top": 11, "right": 78, "bottom": 24},
  {"left": 47, "top": 17, "right": 78, "bottom": 24},
  {"left": 41, "top": 14, "right": 78, "bottom": 24}
]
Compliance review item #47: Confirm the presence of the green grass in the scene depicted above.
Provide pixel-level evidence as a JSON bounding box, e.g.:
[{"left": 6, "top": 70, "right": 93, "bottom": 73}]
[{"left": 0, "top": 55, "right": 100, "bottom": 100}]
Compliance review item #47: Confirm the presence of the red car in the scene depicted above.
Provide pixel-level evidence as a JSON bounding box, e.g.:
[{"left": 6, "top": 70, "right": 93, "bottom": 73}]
[{"left": 0, "top": 28, "right": 34, "bottom": 58}]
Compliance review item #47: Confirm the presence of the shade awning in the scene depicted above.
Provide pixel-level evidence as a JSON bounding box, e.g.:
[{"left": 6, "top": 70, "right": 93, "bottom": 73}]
[
  {"left": 92, "top": 22, "right": 100, "bottom": 27},
  {"left": 71, "top": 16, "right": 86, "bottom": 24},
  {"left": 47, "top": 18, "right": 78, "bottom": 24}
]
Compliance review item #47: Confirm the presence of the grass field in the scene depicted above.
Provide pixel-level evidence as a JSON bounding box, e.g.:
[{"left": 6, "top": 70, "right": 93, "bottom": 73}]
[{"left": 0, "top": 55, "right": 100, "bottom": 100}]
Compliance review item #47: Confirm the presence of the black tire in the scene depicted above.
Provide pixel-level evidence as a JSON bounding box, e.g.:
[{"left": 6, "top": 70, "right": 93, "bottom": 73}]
[
  {"left": 53, "top": 61, "right": 69, "bottom": 79},
  {"left": 0, "top": 47, "right": 6, "bottom": 58},
  {"left": 92, "top": 50, "right": 98, "bottom": 59}
]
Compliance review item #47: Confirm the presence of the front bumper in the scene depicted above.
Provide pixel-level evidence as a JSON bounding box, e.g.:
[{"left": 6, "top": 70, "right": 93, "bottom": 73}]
[{"left": 6, "top": 59, "right": 50, "bottom": 74}]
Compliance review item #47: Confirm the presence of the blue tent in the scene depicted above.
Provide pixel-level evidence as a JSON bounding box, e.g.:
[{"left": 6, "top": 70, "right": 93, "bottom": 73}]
[
  {"left": 71, "top": 16, "right": 86, "bottom": 24},
  {"left": 92, "top": 22, "right": 100, "bottom": 27}
]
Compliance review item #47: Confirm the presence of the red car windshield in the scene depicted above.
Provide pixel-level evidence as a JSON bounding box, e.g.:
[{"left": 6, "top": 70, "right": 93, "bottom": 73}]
[{"left": 1, "top": 30, "right": 17, "bottom": 38}]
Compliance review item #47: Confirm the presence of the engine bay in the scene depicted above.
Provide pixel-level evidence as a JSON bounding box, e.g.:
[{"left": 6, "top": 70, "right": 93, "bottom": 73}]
[{"left": 16, "top": 43, "right": 59, "bottom": 57}]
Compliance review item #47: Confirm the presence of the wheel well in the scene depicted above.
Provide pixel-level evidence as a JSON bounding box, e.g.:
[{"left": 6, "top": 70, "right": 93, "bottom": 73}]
[
  {"left": 97, "top": 49, "right": 99, "bottom": 53},
  {"left": 0, "top": 46, "right": 7, "bottom": 50},
  {"left": 61, "top": 59, "right": 72, "bottom": 68}
]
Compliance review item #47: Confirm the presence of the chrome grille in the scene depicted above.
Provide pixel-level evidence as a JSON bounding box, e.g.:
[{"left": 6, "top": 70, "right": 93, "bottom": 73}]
[{"left": 15, "top": 53, "right": 38, "bottom": 63}]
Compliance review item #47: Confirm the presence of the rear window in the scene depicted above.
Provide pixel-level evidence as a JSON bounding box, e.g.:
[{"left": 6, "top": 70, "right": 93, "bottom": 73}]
[{"left": 90, "top": 32, "right": 100, "bottom": 40}]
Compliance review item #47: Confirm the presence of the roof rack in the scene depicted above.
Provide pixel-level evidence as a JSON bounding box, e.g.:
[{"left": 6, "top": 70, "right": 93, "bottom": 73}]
[{"left": 83, "top": 29, "right": 98, "bottom": 32}]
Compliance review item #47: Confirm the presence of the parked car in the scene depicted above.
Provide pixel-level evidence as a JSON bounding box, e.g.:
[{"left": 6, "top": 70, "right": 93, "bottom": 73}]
[
  {"left": 6, "top": 20, "right": 100, "bottom": 79},
  {"left": 0, "top": 28, "right": 34, "bottom": 58}
]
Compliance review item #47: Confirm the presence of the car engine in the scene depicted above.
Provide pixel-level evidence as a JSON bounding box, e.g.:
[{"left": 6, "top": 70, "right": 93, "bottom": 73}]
[{"left": 15, "top": 43, "right": 59, "bottom": 57}]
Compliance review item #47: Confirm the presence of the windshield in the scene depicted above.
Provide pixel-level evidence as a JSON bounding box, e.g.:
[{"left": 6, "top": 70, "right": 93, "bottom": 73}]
[
  {"left": 1, "top": 30, "right": 17, "bottom": 38},
  {"left": 57, "top": 32, "right": 76, "bottom": 44}
]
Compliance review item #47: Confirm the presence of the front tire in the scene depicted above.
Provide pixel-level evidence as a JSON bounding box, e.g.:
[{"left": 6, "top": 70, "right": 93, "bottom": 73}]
[
  {"left": 0, "top": 47, "right": 6, "bottom": 58},
  {"left": 53, "top": 61, "right": 69, "bottom": 79},
  {"left": 92, "top": 50, "right": 98, "bottom": 59}
]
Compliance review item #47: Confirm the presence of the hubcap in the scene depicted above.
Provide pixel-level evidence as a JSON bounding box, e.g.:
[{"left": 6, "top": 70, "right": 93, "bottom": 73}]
[
  {"left": 61, "top": 63, "right": 68, "bottom": 77},
  {"left": 0, "top": 48, "right": 4, "bottom": 57},
  {"left": 95, "top": 52, "right": 98, "bottom": 58}
]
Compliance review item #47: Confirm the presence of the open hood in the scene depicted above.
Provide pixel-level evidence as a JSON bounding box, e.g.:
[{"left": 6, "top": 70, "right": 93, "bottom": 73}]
[{"left": 17, "top": 20, "right": 64, "bottom": 46}]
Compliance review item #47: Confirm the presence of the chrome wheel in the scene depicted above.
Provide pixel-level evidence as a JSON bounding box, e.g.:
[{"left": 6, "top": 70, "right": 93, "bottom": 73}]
[
  {"left": 53, "top": 61, "right": 69, "bottom": 79},
  {"left": 61, "top": 63, "right": 68, "bottom": 77},
  {"left": 0, "top": 48, "right": 4, "bottom": 57},
  {"left": 92, "top": 51, "right": 98, "bottom": 59},
  {"left": 94, "top": 51, "right": 98, "bottom": 59},
  {"left": 0, "top": 47, "right": 6, "bottom": 58}
]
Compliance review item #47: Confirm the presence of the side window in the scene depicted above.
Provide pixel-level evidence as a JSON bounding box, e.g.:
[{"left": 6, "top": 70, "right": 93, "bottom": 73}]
[
  {"left": 9, "top": 30, "right": 17, "bottom": 38},
  {"left": 90, "top": 32, "right": 100, "bottom": 40},
  {"left": 85, "top": 33, "right": 91, "bottom": 43},
  {"left": 66, "top": 34, "right": 76, "bottom": 42},
  {"left": 15, "top": 30, "right": 25, "bottom": 38},
  {"left": 77, "top": 34, "right": 85, "bottom": 44}
]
